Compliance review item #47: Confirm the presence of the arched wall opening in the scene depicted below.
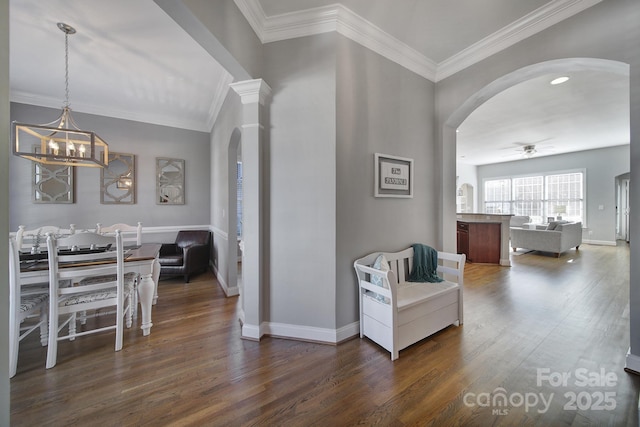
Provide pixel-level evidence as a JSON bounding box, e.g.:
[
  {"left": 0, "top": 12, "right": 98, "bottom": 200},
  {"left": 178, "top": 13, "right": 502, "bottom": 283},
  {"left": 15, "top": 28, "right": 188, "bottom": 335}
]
[
  {"left": 227, "top": 127, "right": 242, "bottom": 301},
  {"left": 442, "top": 57, "right": 630, "bottom": 252}
]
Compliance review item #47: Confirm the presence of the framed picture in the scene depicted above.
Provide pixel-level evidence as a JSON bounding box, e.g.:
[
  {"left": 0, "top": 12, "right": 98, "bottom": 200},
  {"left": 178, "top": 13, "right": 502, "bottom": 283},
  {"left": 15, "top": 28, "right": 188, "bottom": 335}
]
[
  {"left": 32, "top": 145, "right": 74, "bottom": 204},
  {"left": 100, "top": 152, "right": 136, "bottom": 204},
  {"left": 374, "top": 153, "right": 413, "bottom": 198},
  {"left": 156, "top": 157, "right": 185, "bottom": 205}
]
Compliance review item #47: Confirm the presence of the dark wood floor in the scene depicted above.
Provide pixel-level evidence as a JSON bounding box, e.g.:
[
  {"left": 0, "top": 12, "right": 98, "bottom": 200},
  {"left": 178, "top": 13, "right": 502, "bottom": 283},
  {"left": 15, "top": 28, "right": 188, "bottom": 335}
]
[{"left": 11, "top": 243, "right": 639, "bottom": 426}]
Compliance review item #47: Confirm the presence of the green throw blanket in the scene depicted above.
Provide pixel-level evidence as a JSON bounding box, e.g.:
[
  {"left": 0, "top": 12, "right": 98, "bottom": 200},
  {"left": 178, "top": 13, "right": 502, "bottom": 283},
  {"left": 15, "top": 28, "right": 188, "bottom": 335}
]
[{"left": 408, "top": 243, "right": 443, "bottom": 283}]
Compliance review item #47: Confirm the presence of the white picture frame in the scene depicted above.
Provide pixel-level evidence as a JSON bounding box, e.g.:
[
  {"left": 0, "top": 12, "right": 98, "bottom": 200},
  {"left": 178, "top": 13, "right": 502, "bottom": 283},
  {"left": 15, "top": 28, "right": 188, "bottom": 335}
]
[{"left": 374, "top": 153, "right": 414, "bottom": 198}]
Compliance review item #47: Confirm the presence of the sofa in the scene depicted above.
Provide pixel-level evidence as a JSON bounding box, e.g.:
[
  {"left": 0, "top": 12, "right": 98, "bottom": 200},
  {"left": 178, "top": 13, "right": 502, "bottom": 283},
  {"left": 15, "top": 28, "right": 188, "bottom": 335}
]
[
  {"left": 510, "top": 215, "right": 531, "bottom": 228},
  {"left": 510, "top": 221, "right": 583, "bottom": 257},
  {"left": 158, "top": 230, "right": 211, "bottom": 282}
]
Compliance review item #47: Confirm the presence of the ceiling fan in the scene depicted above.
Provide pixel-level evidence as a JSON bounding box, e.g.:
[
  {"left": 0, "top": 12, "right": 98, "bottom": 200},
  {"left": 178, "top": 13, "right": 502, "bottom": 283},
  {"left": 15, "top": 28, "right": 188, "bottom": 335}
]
[
  {"left": 522, "top": 144, "right": 537, "bottom": 158},
  {"left": 501, "top": 139, "right": 555, "bottom": 159}
]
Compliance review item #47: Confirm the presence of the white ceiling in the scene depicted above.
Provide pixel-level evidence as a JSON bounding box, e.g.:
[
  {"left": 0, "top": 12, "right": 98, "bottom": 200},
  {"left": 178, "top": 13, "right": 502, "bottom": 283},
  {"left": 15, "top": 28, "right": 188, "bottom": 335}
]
[
  {"left": 458, "top": 69, "right": 630, "bottom": 165},
  {"left": 10, "top": 0, "right": 629, "bottom": 164},
  {"left": 259, "top": 0, "right": 551, "bottom": 64},
  {"left": 10, "top": 0, "right": 232, "bottom": 132}
]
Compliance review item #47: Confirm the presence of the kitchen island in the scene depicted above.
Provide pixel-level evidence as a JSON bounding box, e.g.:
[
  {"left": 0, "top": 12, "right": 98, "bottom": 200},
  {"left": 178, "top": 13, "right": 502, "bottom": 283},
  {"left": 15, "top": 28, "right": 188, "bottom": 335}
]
[{"left": 456, "top": 213, "right": 512, "bottom": 266}]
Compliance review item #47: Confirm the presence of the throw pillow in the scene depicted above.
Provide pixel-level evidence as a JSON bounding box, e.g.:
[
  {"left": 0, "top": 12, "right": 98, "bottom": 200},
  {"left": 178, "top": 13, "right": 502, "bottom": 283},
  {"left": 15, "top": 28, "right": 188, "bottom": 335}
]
[
  {"left": 547, "top": 220, "right": 569, "bottom": 230},
  {"left": 371, "top": 254, "right": 390, "bottom": 288}
]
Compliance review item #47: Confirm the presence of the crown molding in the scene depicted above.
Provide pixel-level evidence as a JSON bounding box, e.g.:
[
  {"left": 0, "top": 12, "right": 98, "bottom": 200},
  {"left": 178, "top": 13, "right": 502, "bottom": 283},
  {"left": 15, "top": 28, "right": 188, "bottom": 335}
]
[
  {"left": 230, "top": 78, "right": 273, "bottom": 105},
  {"left": 11, "top": 90, "right": 212, "bottom": 133},
  {"left": 234, "top": 0, "right": 437, "bottom": 81},
  {"left": 206, "top": 72, "right": 234, "bottom": 131},
  {"left": 436, "top": 0, "right": 604, "bottom": 81},
  {"left": 235, "top": 0, "right": 603, "bottom": 82},
  {"left": 333, "top": 4, "right": 438, "bottom": 81}
]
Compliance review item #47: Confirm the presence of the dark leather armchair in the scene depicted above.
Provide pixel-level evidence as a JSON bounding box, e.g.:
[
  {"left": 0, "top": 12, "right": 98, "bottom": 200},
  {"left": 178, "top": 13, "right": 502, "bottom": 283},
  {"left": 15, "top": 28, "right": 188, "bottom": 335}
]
[{"left": 158, "top": 230, "right": 211, "bottom": 283}]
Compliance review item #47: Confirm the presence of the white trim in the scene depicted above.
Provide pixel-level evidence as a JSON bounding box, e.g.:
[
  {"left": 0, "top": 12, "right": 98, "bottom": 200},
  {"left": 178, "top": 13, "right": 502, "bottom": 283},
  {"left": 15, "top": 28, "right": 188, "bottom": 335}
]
[
  {"left": 234, "top": 0, "right": 602, "bottom": 82},
  {"left": 334, "top": 5, "right": 437, "bottom": 81},
  {"left": 241, "top": 322, "right": 265, "bottom": 340},
  {"left": 210, "top": 225, "right": 228, "bottom": 241},
  {"left": 336, "top": 322, "right": 360, "bottom": 343},
  {"left": 436, "top": 0, "right": 604, "bottom": 80},
  {"left": 10, "top": 91, "right": 212, "bottom": 133},
  {"left": 265, "top": 321, "right": 359, "bottom": 344},
  {"left": 626, "top": 348, "right": 640, "bottom": 374},
  {"left": 211, "top": 260, "right": 240, "bottom": 297},
  {"left": 140, "top": 224, "right": 211, "bottom": 234},
  {"left": 229, "top": 79, "right": 272, "bottom": 105},
  {"left": 583, "top": 239, "right": 617, "bottom": 246},
  {"left": 206, "top": 73, "right": 234, "bottom": 132}
]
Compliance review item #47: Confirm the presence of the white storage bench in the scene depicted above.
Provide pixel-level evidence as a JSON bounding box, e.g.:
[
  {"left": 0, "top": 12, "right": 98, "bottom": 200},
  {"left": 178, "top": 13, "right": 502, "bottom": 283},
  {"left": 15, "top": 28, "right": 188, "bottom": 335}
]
[{"left": 353, "top": 247, "right": 465, "bottom": 360}]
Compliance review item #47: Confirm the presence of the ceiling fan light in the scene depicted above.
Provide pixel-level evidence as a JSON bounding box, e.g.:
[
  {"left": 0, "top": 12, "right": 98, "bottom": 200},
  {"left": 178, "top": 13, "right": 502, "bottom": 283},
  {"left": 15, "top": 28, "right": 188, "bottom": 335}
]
[
  {"left": 550, "top": 76, "right": 570, "bottom": 85},
  {"left": 523, "top": 145, "right": 537, "bottom": 158}
]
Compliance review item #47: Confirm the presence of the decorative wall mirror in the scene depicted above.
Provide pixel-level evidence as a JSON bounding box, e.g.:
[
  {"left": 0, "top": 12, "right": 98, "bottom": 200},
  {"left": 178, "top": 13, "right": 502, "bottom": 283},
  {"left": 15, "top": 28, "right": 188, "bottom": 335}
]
[
  {"left": 156, "top": 157, "right": 185, "bottom": 205},
  {"left": 32, "top": 146, "right": 74, "bottom": 203},
  {"left": 101, "top": 152, "right": 135, "bottom": 204}
]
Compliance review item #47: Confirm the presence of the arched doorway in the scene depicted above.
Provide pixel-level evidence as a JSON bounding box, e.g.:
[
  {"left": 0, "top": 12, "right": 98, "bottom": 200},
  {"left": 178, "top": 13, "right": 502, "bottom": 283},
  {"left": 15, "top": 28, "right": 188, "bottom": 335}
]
[
  {"left": 227, "top": 128, "right": 242, "bottom": 301},
  {"left": 442, "top": 58, "right": 630, "bottom": 252}
]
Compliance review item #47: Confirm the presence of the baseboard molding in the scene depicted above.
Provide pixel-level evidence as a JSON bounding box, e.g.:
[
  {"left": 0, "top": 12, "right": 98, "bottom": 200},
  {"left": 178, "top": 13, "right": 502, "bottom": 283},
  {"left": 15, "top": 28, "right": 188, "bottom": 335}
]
[
  {"left": 211, "top": 261, "right": 239, "bottom": 297},
  {"left": 264, "top": 321, "right": 360, "bottom": 344},
  {"left": 583, "top": 239, "right": 617, "bottom": 246},
  {"left": 241, "top": 322, "right": 265, "bottom": 341},
  {"left": 625, "top": 348, "right": 640, "bottom": 374}
]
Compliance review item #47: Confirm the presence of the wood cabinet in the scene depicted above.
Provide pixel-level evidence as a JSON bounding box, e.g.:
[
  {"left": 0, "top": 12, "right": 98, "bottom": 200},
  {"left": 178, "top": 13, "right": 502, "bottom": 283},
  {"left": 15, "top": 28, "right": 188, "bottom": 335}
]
[{"left": 457, "top": 221, "right": 501, "bottom": 264}]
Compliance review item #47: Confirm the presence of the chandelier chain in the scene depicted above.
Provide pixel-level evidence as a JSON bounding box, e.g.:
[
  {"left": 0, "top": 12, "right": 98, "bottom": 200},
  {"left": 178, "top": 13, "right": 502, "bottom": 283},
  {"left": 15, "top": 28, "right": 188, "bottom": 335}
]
[{"left": 64, "top": 31, "right": 70, "bottom": 109}]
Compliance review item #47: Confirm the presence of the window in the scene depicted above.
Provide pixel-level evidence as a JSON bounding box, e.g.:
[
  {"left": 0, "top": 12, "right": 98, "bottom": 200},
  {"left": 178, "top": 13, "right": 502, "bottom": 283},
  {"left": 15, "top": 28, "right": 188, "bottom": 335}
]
[
  {"left": 513, "top": 176, "right": 543, "bottom": 219},
  {"left": 484, "top": 171, "right": 585, "bottom": 224},
  {"left": 237, "top": 162, "right": 243, "bottom": 238},
  {"left": 546, "top": 172, "right": 583, "bottom": 223},
  {"left": 484, "top": 179, "right": 510, "bottom": 214}
]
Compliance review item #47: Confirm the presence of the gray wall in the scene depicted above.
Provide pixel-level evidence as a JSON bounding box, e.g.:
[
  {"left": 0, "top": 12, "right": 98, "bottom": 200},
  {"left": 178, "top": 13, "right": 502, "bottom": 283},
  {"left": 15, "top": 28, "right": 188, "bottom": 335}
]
[
  {"left": 183, "top": 0, "right": 263, "bottom": 79},
  {"left": 262, "top": 33, "right": 338, "bottom": 329},
  {"left": 336, "top": 34, "right": 437, "bottom": 327},
  {"left": 1, "top": 0, "right": 10, "bottom": 421},
  {"left": 477, "top": 145, "right": 629, "bottom": 244},
  {"left": 435, "top": 0, "right": 640, "bottom": 361},
  {"left": 9, "top": 103, "right": 211, "bottom": 235}
]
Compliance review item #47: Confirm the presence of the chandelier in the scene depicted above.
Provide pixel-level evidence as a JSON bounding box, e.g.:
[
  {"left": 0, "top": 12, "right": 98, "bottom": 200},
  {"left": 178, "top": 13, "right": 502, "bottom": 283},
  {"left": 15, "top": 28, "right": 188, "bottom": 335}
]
[{"left": 12, "top": 23, "right": 109, "bottom": 168}]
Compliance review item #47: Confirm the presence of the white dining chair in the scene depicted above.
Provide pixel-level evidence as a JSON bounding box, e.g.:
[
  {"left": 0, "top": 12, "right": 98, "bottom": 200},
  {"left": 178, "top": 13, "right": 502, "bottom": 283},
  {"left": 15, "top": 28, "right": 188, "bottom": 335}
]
[
  {"left": 16, "top": 224, "right": 76, "bottom": 251},
  {"left": 96, "top": 222, "right": 143, "bottom": 315},
  {"left": 96, "top": 222, "right": 142, "bottom": 246},
  {"left": 45, "top": 230, "right": 136, "bottom": 369},
  {"left": 9, "top": 237, "right": 49, "bottom": 378}
]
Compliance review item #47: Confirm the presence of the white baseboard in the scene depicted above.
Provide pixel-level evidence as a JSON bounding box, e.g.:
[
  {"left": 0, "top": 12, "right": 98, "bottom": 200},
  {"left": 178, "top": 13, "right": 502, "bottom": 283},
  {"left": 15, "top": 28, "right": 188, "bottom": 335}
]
[
  {"left": 336, "top": 322, "right": 360, "bottom": 343},
  {"left": 241, "top": 322, "right": 265, "bottom": 341},
  {"left": 265, "top": 321, "right": 359, "bottom": 344},
  {"left": 225, "top": 285, "right": 239, "bottom": 297},
  {"left": 211, "top": 262, "right": 239, "bottom": 297},
  {"left": 583, "top": 239, "right": 617, "bottom": 246}
]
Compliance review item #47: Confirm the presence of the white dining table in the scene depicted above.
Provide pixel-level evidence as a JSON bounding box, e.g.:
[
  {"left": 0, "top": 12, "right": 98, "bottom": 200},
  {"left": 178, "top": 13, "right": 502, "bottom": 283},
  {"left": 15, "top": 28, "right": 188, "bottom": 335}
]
[{"left": 20, "top": 244, "right": 161, "bottom": 336}]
